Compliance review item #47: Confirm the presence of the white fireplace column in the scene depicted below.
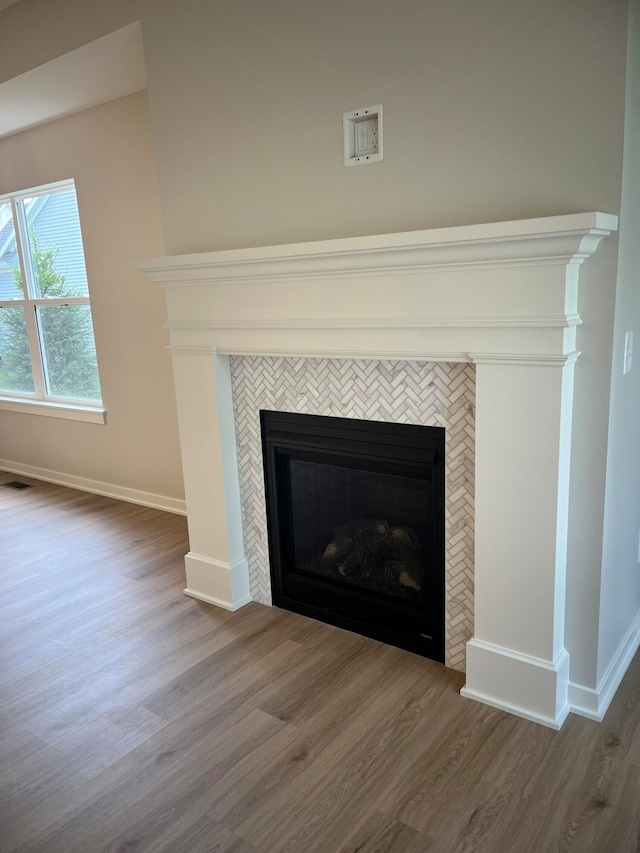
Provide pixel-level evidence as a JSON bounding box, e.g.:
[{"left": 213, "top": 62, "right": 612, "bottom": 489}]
[
  {"left": 170, "top": 346, "right": 251, "bottom": 610},
  {"left": 461, "top": 356, "right": 576, "bottom": 726},
  {"left": 136, "top": 212, "right": 617, "bottom": 729}
]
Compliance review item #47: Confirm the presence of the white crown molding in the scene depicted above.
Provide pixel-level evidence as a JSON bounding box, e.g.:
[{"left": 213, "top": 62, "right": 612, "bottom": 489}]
[
  {"left": 166, "top": 342, "right": 469, "bottom": 362},
  {"left": 165, "top": 313, "right": 582, "bottom": 331},
  {"left": 135, "top": 212, "right": 617, "bottom": 286},
  {"left": 138, "top": 214, "right": 613, "bottom": 367},
  {"left": 212, "top": 347, "right": 472, "bottom": 362},
  {"left": 166, "top": 345, "right": 580, "bottom": 366},
  {"left": 167, "top": 345, "right": 219, "bottom": 356},
  {"left": 469, "top": 351, "right": 581, "bottom": 367}
]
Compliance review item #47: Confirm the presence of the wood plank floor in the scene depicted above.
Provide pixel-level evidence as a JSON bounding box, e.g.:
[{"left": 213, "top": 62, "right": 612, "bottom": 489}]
[{"left": 1, "top": 472, "right": 640, "bottom": 853}]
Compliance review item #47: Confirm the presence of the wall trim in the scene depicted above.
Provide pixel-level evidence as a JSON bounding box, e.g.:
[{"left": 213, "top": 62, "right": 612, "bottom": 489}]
[
  {"left": 140, "top": 213, "right": 618, "bottom": 372},
  {"left": 0, "top": 397, "right": 106, "bottom": 423},
  {"left": 167, "top": 345, "right": 218, "bottom": 356},
  {"left": 461, "top": 639, "right": 571, "bottom": 729},
  {"left": 214, "top": 347, "right": 471, "bottom": 362},
  {"left": 460, "top": 686, "right": 572, "bottom": 730},
  {"left": 569, "top": 611, "right": 640, "bottom": 721},
  {"left": 469, "top": 351, "right": 581, "bottom": 367},
  {"left": 136, "top": 212, "right": 618, "bottom": 287},
  {"left": 166, "top": 313, "right": 583, "bottom": 331},
  {"left": 184, "top": 552, "right": 252, "bottom": 610},
  {"left": 183, "top": 587, "right": 253, "bottom": 611},
  {"left": 167, "top": 344, "right": 582, "bottom": 366},
  {"left": 0, "top": 460, "right": 186, "bottom": 515}
]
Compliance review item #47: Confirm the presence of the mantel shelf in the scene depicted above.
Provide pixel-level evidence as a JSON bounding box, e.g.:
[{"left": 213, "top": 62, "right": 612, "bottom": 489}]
[{"left": 136, "top": 212, "right": 618, "bottom": 286}]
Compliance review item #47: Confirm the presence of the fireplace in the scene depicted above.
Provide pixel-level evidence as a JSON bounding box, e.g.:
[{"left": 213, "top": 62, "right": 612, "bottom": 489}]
[
  {"left": 136, "top": 211, "right": 618, "bottom": 728},
  {"left": 261, "top": 411, "right": 446, "bottom": 661}
]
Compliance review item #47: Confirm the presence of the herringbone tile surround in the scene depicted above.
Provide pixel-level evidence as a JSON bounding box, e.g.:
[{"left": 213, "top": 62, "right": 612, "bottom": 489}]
[{"left": 230, "top": 357, "right": 475, "bottom": 672}]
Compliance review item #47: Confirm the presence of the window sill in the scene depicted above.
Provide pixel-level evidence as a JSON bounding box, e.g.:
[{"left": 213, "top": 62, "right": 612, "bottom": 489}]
[{"left": 0, "top": 397, "right": 106, "bottom": 424}]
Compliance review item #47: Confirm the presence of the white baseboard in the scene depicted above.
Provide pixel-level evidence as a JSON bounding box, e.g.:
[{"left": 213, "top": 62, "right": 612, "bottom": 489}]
[
  {"left": 184, "top": 552, "right": 252, "bottom": 611},
  {"left": 183, "top": 588, "right": 253, "bottom": 611},
  {"left": 0, "top": 459, "right": 186, "bottom": 515},
  {"left": 569, "top": 610, "right": 640, "bottom": 722},
  {"left": 461, "top": 638, "right": 571, "bottom": 729},
  {"left": 460, "top": 686, "right": 571, "bottom": 730}
]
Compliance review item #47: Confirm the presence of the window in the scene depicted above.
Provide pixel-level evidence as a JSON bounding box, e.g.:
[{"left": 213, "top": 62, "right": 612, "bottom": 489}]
[{"left": 0, "top": 179, "right": 103, "bottom": 419}]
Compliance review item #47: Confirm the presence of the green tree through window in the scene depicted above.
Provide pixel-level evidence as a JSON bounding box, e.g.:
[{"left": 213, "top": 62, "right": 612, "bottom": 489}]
[{"left": 0, "top": 229, "right": 100, "bottom": 399}]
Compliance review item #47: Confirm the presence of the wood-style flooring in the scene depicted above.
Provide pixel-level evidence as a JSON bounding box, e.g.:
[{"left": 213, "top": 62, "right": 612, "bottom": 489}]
[{"left": 1, "top": 472, "right": 640, "bottom": 852}]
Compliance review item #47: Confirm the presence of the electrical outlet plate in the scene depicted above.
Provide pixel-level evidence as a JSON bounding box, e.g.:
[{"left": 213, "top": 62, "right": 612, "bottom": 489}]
[{"left": 344, "top": 104, "right": 382, "bottom": 166}]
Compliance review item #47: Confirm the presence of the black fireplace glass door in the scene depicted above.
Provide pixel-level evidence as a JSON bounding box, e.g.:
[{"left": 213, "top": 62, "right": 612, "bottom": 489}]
[
  {"left": 261, "top": 411, "right": 445, "bottom": 662},
  {"left": 289, "top": 458, "right": 432, "bottom": 603}
]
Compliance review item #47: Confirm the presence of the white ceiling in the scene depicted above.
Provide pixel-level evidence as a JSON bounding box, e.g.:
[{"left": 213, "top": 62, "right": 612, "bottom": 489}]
[{"left": 0, "top": 21, "right": 147, "bottom": 140}]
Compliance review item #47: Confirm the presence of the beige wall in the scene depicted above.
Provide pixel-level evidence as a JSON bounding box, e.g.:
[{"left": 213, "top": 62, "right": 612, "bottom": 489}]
[
  {"left": 599, "top": 0, "right": 640, "bottom": 681},
  {"left": 565, "top": 238, "right": 619, "bottom": 687},
  {"left": 1, "top": 0, "right": 628, "bottom": 253},
  {"left": 0, "top": 92, "right": 184, "bottom": 504},
  {"left": 141, "top": 0, "right": 628, "bottom": 255},
  {"left": 0, "top": 0, "right": 140, "bottom": 83}
]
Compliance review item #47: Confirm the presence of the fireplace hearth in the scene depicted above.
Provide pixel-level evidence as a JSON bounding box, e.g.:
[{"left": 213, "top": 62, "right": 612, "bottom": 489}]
[{"left": 261, "top": 411, "right": 445, "bottom": 661}]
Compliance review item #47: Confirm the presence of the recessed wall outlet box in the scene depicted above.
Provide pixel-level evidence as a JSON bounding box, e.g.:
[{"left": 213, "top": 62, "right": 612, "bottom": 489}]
[
  {"left": 344, "top": 105, "right": 382, "bottom": 166},
  {"left": 624, "top": 331, "right": 634, "bottom": 375}
]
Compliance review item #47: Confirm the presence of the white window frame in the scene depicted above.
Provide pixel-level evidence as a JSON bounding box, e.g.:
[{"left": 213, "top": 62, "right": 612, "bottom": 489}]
[{"left": 0, "top": 179, "right": 105, "bottom": 423}]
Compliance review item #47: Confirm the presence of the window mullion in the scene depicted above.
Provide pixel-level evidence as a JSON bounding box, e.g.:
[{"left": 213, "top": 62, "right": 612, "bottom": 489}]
[
  {"left": 11, "top": 198, "right": 36, "bottom": 299},
  {"left": 31, "top": 296, "right": 90, "bottom": 307},
  {"left": 11, "top": 198, "right": 47, "bottom": 398},
  {"left": 22, "top": 304, "right": 46, "bottom": 398}
]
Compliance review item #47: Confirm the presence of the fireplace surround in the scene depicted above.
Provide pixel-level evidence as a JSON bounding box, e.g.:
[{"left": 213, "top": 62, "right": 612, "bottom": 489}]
[
  {"left": 136, "top": 212, "right": 618, "bottom": 729},
  {"left": 230, "top": 356, "right": 475, "bottom": 672}
]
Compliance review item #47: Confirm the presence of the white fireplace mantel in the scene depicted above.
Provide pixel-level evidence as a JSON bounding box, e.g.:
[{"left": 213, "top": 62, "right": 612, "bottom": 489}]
[{"left": 136, "top": 212, "right": 617, "bottom": 729}]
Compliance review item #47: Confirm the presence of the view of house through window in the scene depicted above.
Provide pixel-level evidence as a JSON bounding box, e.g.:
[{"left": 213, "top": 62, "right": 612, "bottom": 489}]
[{"left": 0, "top": 179, "right": 102, "bottom": 407}]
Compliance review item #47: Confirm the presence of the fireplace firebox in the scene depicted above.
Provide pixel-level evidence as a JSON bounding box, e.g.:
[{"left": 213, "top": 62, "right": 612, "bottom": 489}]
[{"left": 261, "top": 411, "right": 446, "bottom": 662}]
